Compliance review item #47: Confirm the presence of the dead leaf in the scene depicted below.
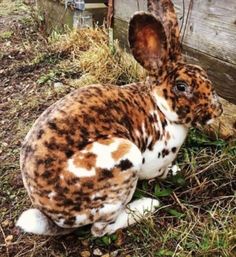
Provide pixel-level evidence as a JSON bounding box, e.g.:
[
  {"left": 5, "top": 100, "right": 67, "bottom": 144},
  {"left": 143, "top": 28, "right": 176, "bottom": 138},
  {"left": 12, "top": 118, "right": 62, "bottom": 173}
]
[
  {"left": 81, "top": 251, "right": 91, "bottom": 257},
  {"left": 5, "top": 235, "right": 13, "bottom": 245}
]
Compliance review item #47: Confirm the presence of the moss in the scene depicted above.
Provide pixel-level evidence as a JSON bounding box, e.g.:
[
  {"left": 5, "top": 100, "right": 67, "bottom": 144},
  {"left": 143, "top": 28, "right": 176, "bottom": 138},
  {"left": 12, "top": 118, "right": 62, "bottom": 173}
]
[{"left": 0, "top": 31, "right": 13, "bottom": 39}]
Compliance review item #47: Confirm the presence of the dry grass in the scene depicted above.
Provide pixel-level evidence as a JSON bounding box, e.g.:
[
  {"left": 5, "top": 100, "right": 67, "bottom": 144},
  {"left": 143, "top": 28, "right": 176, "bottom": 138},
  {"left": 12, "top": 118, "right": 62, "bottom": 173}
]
[
  {"left": 0, "top": 2, "right": 235, "bottom": 256},
  {"left": 52, "top": 28, "right": 146, "bottom": 87}
]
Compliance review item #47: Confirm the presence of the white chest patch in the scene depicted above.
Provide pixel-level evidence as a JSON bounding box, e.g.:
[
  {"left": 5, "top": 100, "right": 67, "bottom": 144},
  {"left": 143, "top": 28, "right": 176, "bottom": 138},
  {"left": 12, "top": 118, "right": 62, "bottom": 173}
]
[{"left": 139, "top": 122, "right": 187, "bottom": 179}]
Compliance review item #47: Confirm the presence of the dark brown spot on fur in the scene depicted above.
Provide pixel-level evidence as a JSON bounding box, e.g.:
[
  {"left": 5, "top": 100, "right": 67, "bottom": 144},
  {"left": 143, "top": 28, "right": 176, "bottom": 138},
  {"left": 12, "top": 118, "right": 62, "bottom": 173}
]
[
  {"left": 185, "top": 117, "right": 191, "bottom": 123},
  {"left": 93, "top": 195, "right": 107, "bottom": 201},
  {"left": 63, "top": 216, "right": 76, "bottom": 226},
  {"left": 65, "top": 149, "right": 74, "bottom": 158},
  {"left": 177, "top": 106, "right": 190, "bottom": 118},
  {"left": 233, "top": 121, "right": 236, "bottom": 129},
  {"left": 116, "top": 159, "right": 133, "bottom": 171},
  {"left": 172, "top": 147, "right": 177, "bottom": 153},
  {"left": 83, "top": 181, "right": 94, "bottom": 189},
  {"left": 63, "top": 199, "right": 74, "bottom": 206},
  {"left": 77, "top": 140, "right": 89, "bottom": 150},
  {"left": 41, "top": 170, "right": 53, "bottom": 179},
  {"left": 163, "top": 89, "right": 168, "bottom": 99},
  {"left": 37, "top": 129, "right": 44, "bottom": 139},
  {"left": 98, "top": 169, "right": 113, "bottom": 181},
  {"left": 162, "top": 149, "right": 169, "bottom": 158}
]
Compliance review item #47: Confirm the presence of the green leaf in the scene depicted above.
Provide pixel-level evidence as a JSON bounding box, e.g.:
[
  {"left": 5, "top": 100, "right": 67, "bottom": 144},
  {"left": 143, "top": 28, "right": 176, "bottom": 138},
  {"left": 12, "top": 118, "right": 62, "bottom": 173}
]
[
  {"left": 100, "top": 234, "right": 117, "bottom": 246},
  {"left": 154, "top": 184, "right": 172, "bottom": 197},
  {"left": 142, "top": 181, "right": 149, "bottom": 191},
  {"left": 167, "top": 208, "right": 185, "bottom": 218},
  {"left": 111, "top": 234, "right": 118, "bottom": 241},
  {"left": 171, "top": 174, "right": 186, "bottom": 186},
  {"left": 133, "top": 189, "right": 145, "bottom": 199},
  {"left": 101, "top": 235, "right": 112, "bottom": 246},
  {"left": 155, "top": 249, "right": 174, "bottom": 256}
]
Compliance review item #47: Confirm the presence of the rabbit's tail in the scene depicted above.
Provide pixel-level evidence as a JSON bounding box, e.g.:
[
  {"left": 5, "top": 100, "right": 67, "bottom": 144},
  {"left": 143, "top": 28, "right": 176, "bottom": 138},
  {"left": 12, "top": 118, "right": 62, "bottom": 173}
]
[{"left": 16, "top": 208, "right": 75, "bottom": 236}]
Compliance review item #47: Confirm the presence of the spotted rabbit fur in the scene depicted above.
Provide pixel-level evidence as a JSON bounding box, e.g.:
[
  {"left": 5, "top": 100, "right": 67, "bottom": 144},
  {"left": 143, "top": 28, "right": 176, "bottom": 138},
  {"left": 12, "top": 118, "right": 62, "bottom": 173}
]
[{"left": 17, "top": 0, "right": 222, "bottom": 236}]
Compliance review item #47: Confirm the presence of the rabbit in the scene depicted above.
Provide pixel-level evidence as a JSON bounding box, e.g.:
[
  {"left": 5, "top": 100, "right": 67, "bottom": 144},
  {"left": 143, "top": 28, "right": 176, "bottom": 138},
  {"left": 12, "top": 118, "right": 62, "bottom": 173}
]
[{"left": 16, "top": 0, "right": 222, "bottom": 237}]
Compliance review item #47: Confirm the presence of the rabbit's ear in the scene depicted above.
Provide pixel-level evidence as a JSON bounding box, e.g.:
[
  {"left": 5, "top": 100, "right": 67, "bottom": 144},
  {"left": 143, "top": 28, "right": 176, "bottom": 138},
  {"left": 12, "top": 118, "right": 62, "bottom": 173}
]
[
  {"left": 129, "top": 12, "right": 168, "bottom": 72},
  {"left": 147, "top": 0, "right": 182, "bottom": 60}
]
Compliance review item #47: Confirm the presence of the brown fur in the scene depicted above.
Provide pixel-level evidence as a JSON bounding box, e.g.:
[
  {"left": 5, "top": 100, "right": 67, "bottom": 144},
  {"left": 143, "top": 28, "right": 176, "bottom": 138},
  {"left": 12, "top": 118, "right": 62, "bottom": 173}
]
[{"left": 112, "top": 142, "right": 131, "bottom": 161}]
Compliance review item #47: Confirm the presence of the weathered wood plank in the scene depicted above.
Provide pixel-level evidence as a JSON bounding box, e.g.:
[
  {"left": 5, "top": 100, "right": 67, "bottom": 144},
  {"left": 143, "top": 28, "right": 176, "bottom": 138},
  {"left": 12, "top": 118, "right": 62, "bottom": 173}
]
[
  {"left": 114, "top": 0, "right": 147, "bottom": 21},
  {"left": 173, "top": 0, "right": 236, "bottom": 66},
  {"left": 113, "top": 18, "right": 236, "bottom": 104},
  {"left": 37, "top": 0, "right": 107, "bottom": 33},
  {"left": 183, "top": 46, "right": 236, "bottom": 104}
]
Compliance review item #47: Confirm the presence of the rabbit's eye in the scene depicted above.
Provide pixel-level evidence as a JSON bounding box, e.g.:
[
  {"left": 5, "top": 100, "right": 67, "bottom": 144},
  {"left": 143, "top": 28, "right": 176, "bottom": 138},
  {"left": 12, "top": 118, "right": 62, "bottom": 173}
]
[{"left": 175, "top": 82, "right": 188, "bottom": 92}]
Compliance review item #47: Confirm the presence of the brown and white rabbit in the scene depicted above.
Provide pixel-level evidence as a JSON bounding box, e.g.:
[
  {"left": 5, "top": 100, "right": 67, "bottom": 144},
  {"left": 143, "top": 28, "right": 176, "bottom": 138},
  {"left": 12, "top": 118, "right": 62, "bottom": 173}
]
[{"left": 16, "top": 0, "right": 222, "bottom": 237}]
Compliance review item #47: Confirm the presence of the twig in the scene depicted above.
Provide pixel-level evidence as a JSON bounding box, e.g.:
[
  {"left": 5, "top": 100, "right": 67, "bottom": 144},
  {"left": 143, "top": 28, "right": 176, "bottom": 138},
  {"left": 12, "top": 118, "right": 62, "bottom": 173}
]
[
  {"left": 186, "top": 156, "right": 229, "bottom": 179},
  {"left": 173, "top": 221, "right": 197, "bottom": 257},
  {"left": 172, "top": 192, "right": 187, "bottom": 211},
  {"left": 0, "top": 224, "right": 9, "bottom": 257}
]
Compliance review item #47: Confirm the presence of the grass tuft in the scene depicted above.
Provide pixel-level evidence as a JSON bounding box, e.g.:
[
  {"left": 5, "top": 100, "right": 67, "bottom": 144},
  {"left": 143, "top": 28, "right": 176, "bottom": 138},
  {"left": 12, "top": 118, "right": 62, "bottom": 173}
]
[{"left": 53, "top": 28, "right": 146, "bottom": 87}]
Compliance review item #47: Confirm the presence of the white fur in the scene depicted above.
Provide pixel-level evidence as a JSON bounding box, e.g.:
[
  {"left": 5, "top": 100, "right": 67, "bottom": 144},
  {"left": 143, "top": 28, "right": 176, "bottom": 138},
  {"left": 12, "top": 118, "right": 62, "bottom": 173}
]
[
  {"left": 154, "top": 95, "right": 179, "bottom": 122},
  {"left": 140, "top": 122, "right": 187, "bottom": 179},
  {"left": 91, "top": 138, "right": 142, "bottom": 171},
  {"left": 156, "top": 111, "right": 164, "bottom": 135},
  {"left": 48, "top": 191, "right": 56, "bottom": 200},
  {"left": 67, "top": 158, "right": 96, "bottom": 177},
  {"left": 99, "top": 202, "right": 123, "bottom": 215},
  {"left": 75, "top": 214, "right": 88, "bottom": 225},
  {"left": 16, "top": 208, "right": 50, "bottom": 235},
  {"left": 206, "top": 118, "right": 214, "bottom": 125},
  {"left": 91, "top": 202, "right": 123, "bottom": 218},
  {"left": 91, "top": 141, "right": 118, "bottom": 169},
  {"left": 169, "top": 164, "right": 181, "bottom": 176},
  {"left": 101, "top": 198, "right": 159, "bottom": 235},
  {"left": 141, "top": 122, "right": 148, "bottom": 139},
  {"left": 90, "top": 192, "right": 102, "bottom": 200},
  {"left": 55, "top": 218, "right": 65, "bottom": 227}
]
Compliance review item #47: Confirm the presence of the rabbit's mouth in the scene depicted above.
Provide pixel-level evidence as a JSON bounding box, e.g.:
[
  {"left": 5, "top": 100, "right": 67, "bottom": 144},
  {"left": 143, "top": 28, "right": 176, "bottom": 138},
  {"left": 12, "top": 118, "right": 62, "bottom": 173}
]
[{"left": 193, "top": 103, "right": 223, "bottom": 127}]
